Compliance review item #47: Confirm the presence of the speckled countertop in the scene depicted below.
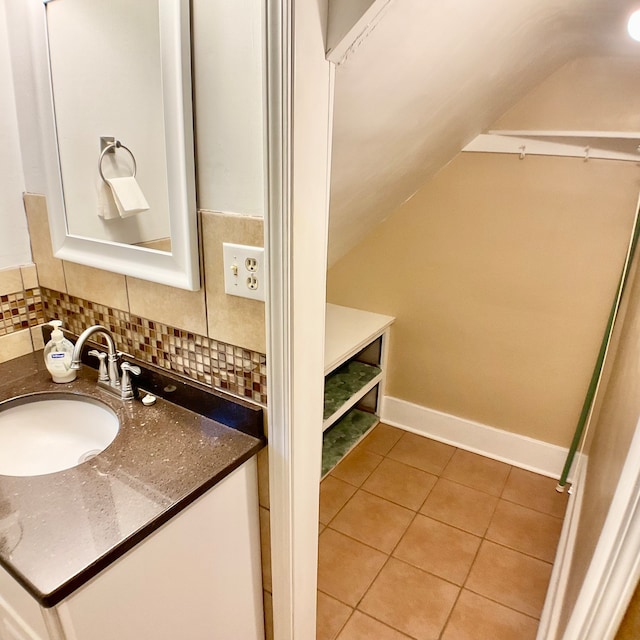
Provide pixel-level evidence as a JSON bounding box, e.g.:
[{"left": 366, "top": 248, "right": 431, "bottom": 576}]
[{"left": 0, "top": 352, "right": 264, "bottom": 607}]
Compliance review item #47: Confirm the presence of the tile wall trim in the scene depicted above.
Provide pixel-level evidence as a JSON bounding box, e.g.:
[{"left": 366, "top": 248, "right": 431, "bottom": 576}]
[{"left": 41, "top": 287, "right": 267, "bottom": 405}]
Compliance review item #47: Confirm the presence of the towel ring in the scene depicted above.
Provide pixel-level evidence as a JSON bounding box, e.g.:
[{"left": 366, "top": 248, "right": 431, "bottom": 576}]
[{"left": 98, "top": 140, "right": 137, "bottom": 184}]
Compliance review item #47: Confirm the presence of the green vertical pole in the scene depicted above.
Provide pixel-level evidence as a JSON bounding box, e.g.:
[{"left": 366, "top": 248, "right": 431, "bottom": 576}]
[{"left": 557, "top": 208, "right": 640, "bottom": 490}]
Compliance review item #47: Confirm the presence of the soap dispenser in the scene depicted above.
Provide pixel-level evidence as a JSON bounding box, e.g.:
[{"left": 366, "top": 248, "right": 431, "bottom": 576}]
[{"left": 44, "top": 320, "right": 77, "bottom": 383}]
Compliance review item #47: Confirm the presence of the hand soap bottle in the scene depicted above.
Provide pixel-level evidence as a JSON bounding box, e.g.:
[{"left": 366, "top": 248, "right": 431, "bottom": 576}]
[{"left": 44, "top": 320, "right": 77, "bottom": 383}]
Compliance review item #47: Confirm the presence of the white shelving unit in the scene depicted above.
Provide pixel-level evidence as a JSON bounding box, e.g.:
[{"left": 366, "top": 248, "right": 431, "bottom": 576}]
[
  {"left": 323, "top": 364, "right": 384, "bottom": 430},
  {"left": 322, "top": 304, "right": 395, "bottom": 475}
]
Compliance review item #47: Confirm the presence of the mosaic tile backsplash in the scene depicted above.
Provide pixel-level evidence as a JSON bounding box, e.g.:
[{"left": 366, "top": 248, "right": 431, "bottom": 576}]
[
  {"left": 0, "top": 288, "right": 44, "bottom": 336},
  {"left": 41, "top": 288, "right": 267, "bottom": 404}
]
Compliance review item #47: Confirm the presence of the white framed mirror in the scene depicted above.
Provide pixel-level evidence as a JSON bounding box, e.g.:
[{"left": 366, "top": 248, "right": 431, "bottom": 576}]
[{"left": 42, "top": 0, "right": 199, "bottom": 291}]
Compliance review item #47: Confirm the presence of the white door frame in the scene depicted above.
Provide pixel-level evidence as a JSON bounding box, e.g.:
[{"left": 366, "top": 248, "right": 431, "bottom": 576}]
[
  {"left": 560, "top": 416, "right": 640, "bottom": 639},
  {"left": 263, "top": 0, "right": 335, "bottom": 638}
]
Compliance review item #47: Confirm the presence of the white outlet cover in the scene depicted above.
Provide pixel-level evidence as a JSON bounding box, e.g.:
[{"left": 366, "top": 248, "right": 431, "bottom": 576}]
[{"left": 222, "top": 243, "right": 266, "bottom": 301}]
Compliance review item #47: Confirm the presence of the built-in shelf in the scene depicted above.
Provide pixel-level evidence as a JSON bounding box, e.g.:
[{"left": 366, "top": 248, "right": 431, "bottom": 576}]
[
  {"left": 323, "top": 361, "right": 382, "bottom": 429},
  {"left": 322, "top": 304, "right": 395, "bottom": 476},
  {"left": 463, "top": 130, "right": 640, "bottom": 162},
  {"left": 321, "top": 409, "right": 380, "bottom": 477},
  {"left": 324, "top": 304, "right": 394, "bottom": 373}
]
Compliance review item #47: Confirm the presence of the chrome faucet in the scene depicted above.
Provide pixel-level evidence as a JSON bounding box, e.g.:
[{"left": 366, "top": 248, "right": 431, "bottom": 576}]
[{"left": 70, "top": 325, "right": 140, "bottom": 399}]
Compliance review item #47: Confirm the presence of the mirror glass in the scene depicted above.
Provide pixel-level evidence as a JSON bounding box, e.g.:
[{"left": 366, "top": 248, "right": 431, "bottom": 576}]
[{"left": 43, "top": 0, "right": 199, "bottom": 290}]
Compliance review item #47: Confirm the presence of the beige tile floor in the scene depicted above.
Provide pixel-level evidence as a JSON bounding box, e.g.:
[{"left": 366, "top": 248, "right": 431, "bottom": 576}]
[{"left": 317, "top": 424, "right": 569, "bottom": 640}]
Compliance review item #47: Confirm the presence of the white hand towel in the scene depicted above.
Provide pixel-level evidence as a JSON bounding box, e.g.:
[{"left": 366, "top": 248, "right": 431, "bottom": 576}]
[
  {"left": 97, "top": 178, "right": 120, "bottom": 220},
  {"left": 105, "top": 176, "right": 150, "bottom": 218}
]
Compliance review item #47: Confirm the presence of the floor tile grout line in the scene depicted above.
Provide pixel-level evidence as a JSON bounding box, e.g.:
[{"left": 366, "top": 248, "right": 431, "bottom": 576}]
[
  {"left": 501, "top": 464, "right": 517, "bottom": 499},
  {"left": 437, "top": 591, "right": 462, "bottom": 640},
  {"left": 320, "top": 537, "right": 542, "bottom": 627},
  {"left": 352, "top": 554, "right": 393, "bottom": 614},
  {"left": 328, "top": 448, "right": 385, "bottom": 488},
  {"left": 323, "top": 499, "right": 422, "bottom": 559},
  {"left": 336, "top": 480, "right": 435, "bottom": 519},
  {"left": 462, "top": 584, "right": 544, "bottom": 622},
  {"left": 484, "top": 533, "right": 563, "bottom": 565},
  {"left": 498, "top": 494, "right": 569, "bottom": 519},
  {"left": 342, "top": 608, "right": 416, "bottom": 640},
  {"left": 338, "top": 461, "right": 444, "bottom": 559},
  {"left": 385, "top": 429, "right": 456, "bottom": 476},
  {"left": 459, "top": 479, "right": 555, "bottom": 614},
  {"left": 331, "top": 436, "right": 563, "bottom": 559},
  {"left": 412, "top": 506, "right": 494, "bottom": 540},
  {"left": 326, "top": 521, "right": 484, "bottom": 594},
  {"left": 349, "top": 482, "right": 431, "bottom": 617},
  {"left": 496, "top": 463, "right": 514, "bottom": 499},
  {"left": 426, "top": 447, "right": 553, "bottom": 623},
  {"left": 439, "top": 445, "right": 463, "bottom": 477},
  {"left": 434, "top": 498, "right": 478, "bottom": 640},
  {"left": 324, "top": 432, "right": 442, "bottom": 525},
  {"left": 437, "top": 587, "right": 542, "bottom": 639},
  {"left": 316, "top": 588, "right": 356, "bottom": 640},
  {"left": 459, "top": 531, "right": 552, "bottom": 620},
  {"left": 480, "top": 537, "right": 557, "bottom": 566},
  {"left": 348, "top": 558, "right": 426, "bottom": 640},
  {"left": 356, "top": 482, "right": 438, "bottom": 514},
  {"left": 500, "top": 464, "right": 570, "bottom": 519},
  {"left": 319, "top": 481, "right": 359, "bottom": 529},
  {"left": 328, "top": 602, "right": 353, "bottom": 640},
  {"left": 353, "top": 555, "right": 461, "bottom": 640},
  {"left": 384, "top": 453, "right": 453, "bottom": 479},
  {"left": 381, "top": 444, "right": 512, "bottom": 501}
]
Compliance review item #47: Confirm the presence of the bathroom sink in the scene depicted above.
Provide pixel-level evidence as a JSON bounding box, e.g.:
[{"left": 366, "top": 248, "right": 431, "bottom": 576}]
[{"left": 0, "top": 394, "right": 119, "bottom": 476}]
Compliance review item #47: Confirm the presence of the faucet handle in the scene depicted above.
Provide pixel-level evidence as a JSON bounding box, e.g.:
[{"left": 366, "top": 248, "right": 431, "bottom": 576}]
[
  {"left": 120, "top": 361, "right": 141, "bottom": 400},
  {"left": 88, "top": 349, "right": 109, "bottom": 383}
]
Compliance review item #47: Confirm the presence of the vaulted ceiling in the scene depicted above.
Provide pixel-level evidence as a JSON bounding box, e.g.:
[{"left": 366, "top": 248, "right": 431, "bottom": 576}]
[{"left": 327, "top": 0, "right": 640, "bottom": 265}]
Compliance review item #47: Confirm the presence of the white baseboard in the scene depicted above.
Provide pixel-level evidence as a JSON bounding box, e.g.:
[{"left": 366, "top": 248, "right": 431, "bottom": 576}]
[{"left": 381, "top": 395, "right": 577, "bottom": 480}]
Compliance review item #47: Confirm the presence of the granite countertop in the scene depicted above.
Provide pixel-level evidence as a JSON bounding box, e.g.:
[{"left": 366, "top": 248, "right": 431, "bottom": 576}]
[{"left": 0, "top": 352, "right": 264, "bottom": 607}]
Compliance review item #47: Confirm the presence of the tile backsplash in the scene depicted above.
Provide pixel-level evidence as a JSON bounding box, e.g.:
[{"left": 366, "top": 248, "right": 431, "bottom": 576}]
[
  {"left": 0, "top": 265, "right": 45, "bottom": 362},
  {"left": 1, "top": 194, "right": 268, "bottom": 404},
  {"left": 41, "top": 287, "right": 267, "bottom": 403},
  {"left": 0, "top": 287, "right": 43, "bottom": 335}
]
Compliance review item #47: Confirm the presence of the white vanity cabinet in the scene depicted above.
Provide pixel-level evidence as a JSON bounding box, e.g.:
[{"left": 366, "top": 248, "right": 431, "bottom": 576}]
[
  {"left": 0, "top": 567, "right": 49, "bottom": 640},
  {"left": 322, "top": 304, "right": 395, "bottom": 475},
  {"left": 0, "top": 458, "right": 264, "bottom": 640}
]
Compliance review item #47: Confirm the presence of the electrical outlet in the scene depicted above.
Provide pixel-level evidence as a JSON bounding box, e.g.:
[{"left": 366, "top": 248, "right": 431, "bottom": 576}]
[{"left": 222, "top": 243, "right": 265, "bottom": 301}]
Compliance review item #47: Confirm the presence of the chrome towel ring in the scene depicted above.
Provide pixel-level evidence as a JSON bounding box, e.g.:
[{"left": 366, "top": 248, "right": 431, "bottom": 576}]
[{"left": 98, "top": 140, "right": 137, "bottom": 184}]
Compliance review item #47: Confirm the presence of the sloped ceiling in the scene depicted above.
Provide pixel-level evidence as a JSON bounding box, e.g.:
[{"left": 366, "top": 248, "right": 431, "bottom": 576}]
[{"left": 328, "top": 0, "right": 640, "bottom": 265}]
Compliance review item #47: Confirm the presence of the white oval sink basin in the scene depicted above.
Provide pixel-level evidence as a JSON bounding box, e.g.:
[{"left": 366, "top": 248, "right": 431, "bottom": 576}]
[{"left": 0, "top": 395, "right": 119, "bottom": 477}]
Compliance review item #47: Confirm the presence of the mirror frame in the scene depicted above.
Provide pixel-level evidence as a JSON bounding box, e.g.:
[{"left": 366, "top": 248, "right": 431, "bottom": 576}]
[{"left": 42, "top": 0, "right": 200, "bottom": 290}]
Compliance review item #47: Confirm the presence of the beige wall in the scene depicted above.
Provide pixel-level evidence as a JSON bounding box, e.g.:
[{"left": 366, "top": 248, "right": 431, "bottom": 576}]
[
  {"left": 328, "top": 153, "right": 638, "bottom": 446},
  {"left": 327, "top": 56, "right": 640, "bottom": 448}
]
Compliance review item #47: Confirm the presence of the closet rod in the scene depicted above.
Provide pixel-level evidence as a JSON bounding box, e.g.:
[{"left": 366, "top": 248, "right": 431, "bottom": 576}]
[{"left": 463, "top": 132, "right": 640, "bottom": 162}]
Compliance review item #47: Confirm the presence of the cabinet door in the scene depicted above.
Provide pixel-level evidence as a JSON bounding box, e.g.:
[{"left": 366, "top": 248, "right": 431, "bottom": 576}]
[
  {"left": 57, "top": 458, "right": 264, "bottom": 640},
  {"left": 0, "top": 568, "right": 48, "bottom": 640}
]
